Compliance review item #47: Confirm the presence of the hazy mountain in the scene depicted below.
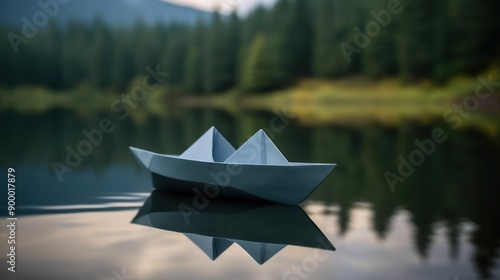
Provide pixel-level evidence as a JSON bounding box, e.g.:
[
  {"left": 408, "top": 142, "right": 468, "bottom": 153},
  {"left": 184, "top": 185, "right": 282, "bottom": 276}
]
[{"left": 0, "top": 0, "right": 211, "bottom": 27}]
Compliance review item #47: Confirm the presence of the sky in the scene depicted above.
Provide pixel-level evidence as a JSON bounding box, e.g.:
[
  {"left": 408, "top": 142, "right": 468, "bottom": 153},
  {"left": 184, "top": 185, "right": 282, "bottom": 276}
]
[{"left": 162, "top": 0, "right": 277, "bottom": 15}]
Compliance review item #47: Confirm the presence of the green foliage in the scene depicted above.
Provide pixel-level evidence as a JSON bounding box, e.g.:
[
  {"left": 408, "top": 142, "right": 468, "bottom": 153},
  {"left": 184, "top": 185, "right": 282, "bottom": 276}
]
[
  {"left": 184, "top": 48, "right": 203, "bottom": 93},
  {"left": 241, "top": 34, "right": 276, "bottom": 92},
  {"left": 269, "top": 0, "right": 312, "bottom": 83},
  {"left": 161, "top": 27, "right": 188, "bottom": 85},
  {"left": 313, "top": 0, "right": 349, "bottom": 77},
  {"left": 184, "top": 22, "right": 205, "bottom": 94},
  {"left": 0, "top": 0, "right": 498, "bottom": 93},
  {"left": 203, "top": 12, "right": 238, "bottom": 93}
]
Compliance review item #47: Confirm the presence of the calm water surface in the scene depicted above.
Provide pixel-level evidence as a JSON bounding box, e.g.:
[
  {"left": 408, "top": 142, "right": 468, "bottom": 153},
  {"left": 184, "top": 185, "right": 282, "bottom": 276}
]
[{"left": 0, "top": 109, "right": 499, "bottom": 280}]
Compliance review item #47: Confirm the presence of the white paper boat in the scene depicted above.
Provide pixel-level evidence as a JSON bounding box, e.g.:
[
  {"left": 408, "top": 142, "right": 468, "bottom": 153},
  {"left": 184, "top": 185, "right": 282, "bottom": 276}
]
[
  {"left": 132, "top": 191, "right": 335, "bottom": 264},
  {"left": 130, "top": 127, "right": 336, "bottom": 205}
]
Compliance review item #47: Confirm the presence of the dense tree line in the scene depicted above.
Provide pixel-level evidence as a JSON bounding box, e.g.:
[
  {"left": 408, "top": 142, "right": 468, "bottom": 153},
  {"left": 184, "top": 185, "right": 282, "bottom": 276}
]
[{"left": 1, "top": 0, "right": 499, "bottom": 94}]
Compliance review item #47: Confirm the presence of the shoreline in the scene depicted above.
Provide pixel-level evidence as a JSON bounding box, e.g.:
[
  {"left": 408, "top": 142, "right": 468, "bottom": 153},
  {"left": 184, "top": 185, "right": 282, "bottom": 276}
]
[{"left": 1, "top": 77, "right": 499, "bottom": 135}]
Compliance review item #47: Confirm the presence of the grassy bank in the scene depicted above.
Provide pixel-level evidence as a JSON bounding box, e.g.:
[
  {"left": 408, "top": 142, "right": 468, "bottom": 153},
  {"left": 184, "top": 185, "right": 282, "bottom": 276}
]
[
  {"left": 0, "top": 84, "right": 169, "bottom": 123},
  {"left": 2, "top": 74, "right": 499, "bottom": 135},
  {"left": 178, "top": 76, "right": 500, "bottom": 135}
]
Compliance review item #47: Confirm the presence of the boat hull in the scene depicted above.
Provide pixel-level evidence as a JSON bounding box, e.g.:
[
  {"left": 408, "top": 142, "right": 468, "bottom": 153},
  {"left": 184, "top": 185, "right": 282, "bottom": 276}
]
[{"left": 131, "top": 147, "right": 336, "bottom": 205}]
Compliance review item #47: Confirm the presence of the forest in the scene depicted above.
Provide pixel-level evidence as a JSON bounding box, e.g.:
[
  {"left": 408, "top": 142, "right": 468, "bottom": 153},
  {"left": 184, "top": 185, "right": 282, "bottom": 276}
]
[{"left": 1, "top": 0, "right": 499, "bottom": 95}]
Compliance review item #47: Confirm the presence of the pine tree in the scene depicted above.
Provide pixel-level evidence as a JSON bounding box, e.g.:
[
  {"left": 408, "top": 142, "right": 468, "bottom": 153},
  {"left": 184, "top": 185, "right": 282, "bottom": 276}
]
[
  {"left": 448, "top": 0, "right": 499, "bottom": 76},
  {"left": 362, "top": 0, "right": 397, "bottom": 79},
  {"left": 60, "top": 22, "right": 89, "bottom": 89},
  {"left": 184, "top": 22, "right": 205, "bottom": 94},
  {"left": 287, "top": 0, "right": 312, "bottom": 76},
  {"left": 184, "top": 48, "right": 202, "bottom": 93},
  {"left": 241, "top": 34, "right": 276, "bottom": 92},
  {"left": 110, "top": 31, "right": 134, "bottom": 90},
  {"left": 203, "top": 12, "right": 233, "bottom": 93},
  {"left": 312, "top": 0, "right": 337, "bottom": 77},
  {"left": 266, "top": 0, "right": 312, "bottom": 84},
  {"left": 239, "top": 6, "right": 270, "bottom": 88},
  {"left": 88, "top": 18, "right": 113, "bottom": 88},
  {"left": 227, "top": 12, "right": 241, "bottom": 88},
  {"left": 161, "top": 29, "right": 187, "bottom": 86}
]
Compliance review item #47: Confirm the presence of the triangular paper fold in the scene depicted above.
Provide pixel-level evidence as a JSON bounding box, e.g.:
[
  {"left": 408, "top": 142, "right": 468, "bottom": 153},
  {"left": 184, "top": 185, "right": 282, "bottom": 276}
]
[
  {"left": 180, "top": 126, "right": 235, "bottom": 162},
  {"left": 236, "top": 241, "right": 286, "bottom": 264},
  {"left": 185, "top": 234, "right": 233, "bottom": 260},
  {"left": 224, "top": 130, "right": 289, "bottom": 165}
]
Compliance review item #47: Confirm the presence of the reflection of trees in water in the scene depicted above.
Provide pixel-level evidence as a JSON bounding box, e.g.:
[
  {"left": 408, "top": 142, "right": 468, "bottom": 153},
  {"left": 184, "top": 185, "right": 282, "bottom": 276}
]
[
  {"left": 0, "top": 109, "right": 499, "bottom": 278},
  {"left": 311, "top": 123, "right": 500, "bottom": 279}
]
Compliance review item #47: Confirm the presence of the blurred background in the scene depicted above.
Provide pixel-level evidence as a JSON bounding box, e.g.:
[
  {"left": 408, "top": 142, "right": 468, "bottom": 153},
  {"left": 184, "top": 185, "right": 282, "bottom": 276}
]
[{"left": 0, "top": 0, "right": 499, "bottom": 279}]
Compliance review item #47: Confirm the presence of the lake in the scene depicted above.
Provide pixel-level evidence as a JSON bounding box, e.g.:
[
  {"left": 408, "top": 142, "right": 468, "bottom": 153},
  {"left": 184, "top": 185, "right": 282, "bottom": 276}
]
[{"left": 0, "top": 108, "right": 499, "bottom": 280}]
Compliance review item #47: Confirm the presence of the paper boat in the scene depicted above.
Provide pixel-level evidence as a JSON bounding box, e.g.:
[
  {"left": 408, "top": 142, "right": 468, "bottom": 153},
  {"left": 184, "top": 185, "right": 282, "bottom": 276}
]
[
  {"left": 130, "top": 127, "right": 336, "bottom": 205},
  {"left": 132, "top": 191, "right": 335, "bottom": 264}
]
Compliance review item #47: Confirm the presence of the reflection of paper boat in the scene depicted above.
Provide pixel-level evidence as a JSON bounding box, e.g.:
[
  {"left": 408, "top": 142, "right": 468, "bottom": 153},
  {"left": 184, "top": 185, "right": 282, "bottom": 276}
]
[
  {"left": 130, "top": 127, "right": 336, "bottom": 205},
  {"left": 132, "top": 191, "right": 335, "bottom": 264}
]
